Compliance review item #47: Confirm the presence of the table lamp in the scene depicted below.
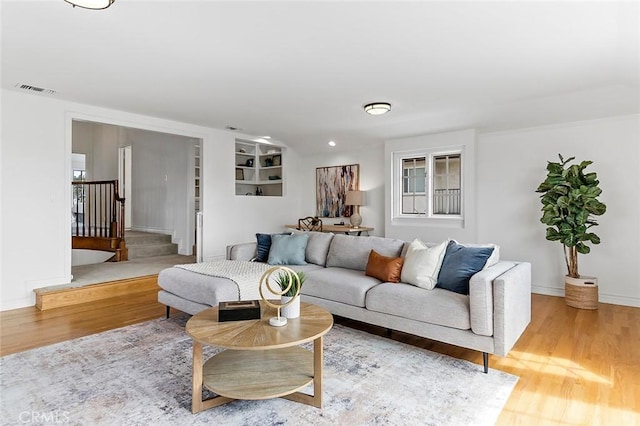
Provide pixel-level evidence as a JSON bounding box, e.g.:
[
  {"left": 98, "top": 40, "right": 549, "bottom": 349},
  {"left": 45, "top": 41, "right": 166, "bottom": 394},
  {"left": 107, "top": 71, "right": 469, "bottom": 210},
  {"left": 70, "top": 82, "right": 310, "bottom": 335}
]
[{"left": 345, "top": 190, "right": 364, "bottom": 228}]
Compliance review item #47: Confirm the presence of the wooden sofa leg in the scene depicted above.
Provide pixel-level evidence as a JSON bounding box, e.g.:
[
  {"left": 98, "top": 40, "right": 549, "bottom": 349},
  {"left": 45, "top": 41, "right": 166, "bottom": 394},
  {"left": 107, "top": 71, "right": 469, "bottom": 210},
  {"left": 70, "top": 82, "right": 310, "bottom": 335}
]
[
  {"left": 483, "top": 352, "right": 489, "bottom": 373},
  {"left": 166, "top": 306, "right": 170, "bottom": 319}
]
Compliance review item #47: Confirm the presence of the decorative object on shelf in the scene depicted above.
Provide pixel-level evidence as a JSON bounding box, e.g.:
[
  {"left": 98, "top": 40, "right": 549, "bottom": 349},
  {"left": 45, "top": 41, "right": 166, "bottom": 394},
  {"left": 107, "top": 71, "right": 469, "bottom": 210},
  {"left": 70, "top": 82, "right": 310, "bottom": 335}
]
[
  {"left": 255, "top": 187, "right": 263, "bottom": 196},
  {"left": 245, "top": 158, "right": 254, "bottom": 167},
  {"left": 316, "top": 164, "right": 359, "bottom": 218},
  {"left": 268, "top": 175, "right": 280, "bottom": 180},
  {"left": 239, "top": 148, "right": 247, "bottom": 153},
  {"left": 272, "top": 155, "right": 281, "bottom": 166},
  {"left": 265, "top": 158, "right": 273, "bottom": 167},
  {"left": 218, "top": 300, "right": 261, "bottom": 322},
  {"left": 64, "top": 0, "right": 114, "bottom": 9},
  {"left": 235, "top": 168, "right": 244, "bottom": 180},
  {"left": 258, "top": 266, "right": 303, "bottom": 326},
  {"left": 345, "top": 190, "right": 364, "bottom": 228},
  {"left": 364, "top": 102, "right": 391, "bottom": 115},
  {"left": 267, "top": 149, "right": 278, "bottom": 154},
  {"left": 535, "top": 154, "right": 607, "bottom": 310}
]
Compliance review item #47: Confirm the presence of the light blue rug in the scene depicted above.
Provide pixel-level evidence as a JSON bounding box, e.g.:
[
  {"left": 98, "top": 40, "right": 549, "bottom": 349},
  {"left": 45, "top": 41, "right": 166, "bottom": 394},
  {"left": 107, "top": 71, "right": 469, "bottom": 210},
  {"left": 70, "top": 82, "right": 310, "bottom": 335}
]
[{"left": 1, "top": 316, "right": 517, "bottom": 425}]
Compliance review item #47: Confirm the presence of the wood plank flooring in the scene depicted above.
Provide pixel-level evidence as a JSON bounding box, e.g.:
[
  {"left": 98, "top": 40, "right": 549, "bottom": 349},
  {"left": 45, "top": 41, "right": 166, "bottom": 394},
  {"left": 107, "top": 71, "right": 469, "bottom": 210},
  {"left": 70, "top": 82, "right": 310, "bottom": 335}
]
[{"left": 1, "top": 292, "right": 638, "bottom": 424}]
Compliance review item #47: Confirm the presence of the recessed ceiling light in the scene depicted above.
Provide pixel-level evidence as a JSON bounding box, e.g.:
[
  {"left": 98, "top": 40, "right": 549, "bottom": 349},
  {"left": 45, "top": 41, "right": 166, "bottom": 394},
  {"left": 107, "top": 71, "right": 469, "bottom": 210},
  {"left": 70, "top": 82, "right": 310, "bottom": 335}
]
[
  {"left": 328, "top": 141, "right": 336, "bottom": 147},
  {"left": 364, "top": 102, "right": 391, "bottom": 115}
]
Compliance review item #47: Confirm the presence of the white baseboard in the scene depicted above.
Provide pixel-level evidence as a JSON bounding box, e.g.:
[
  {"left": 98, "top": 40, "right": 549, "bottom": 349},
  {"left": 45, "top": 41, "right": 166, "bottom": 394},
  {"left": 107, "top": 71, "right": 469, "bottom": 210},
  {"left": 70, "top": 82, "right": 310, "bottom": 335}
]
[
  {"left": 1, "top": 296, "right": 34, "bottom": 311},
  {"left": 532, "top": 284, "right": 640, "bottom": 308}
]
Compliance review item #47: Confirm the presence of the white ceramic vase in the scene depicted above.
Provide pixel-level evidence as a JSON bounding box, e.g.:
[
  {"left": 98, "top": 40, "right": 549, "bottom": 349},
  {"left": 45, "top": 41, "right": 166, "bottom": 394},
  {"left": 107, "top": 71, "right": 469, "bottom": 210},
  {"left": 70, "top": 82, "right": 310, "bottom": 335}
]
[{"left": 281, "top": 295, "right": 300, "bottom": 319}]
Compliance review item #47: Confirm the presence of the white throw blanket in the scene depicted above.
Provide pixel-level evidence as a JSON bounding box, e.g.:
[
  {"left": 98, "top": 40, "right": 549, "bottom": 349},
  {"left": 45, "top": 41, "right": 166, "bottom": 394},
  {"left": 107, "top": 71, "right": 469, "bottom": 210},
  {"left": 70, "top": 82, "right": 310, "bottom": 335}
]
[{"left": 175, "top": 260, "right": 278, "bottom": 300}]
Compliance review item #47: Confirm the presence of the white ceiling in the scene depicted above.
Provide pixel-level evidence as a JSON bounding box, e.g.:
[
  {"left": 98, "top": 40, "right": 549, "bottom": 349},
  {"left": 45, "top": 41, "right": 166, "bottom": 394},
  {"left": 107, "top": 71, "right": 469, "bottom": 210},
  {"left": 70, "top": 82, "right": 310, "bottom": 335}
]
[{"left": 2, "top": 1, "right": 638, "bottom": 152}]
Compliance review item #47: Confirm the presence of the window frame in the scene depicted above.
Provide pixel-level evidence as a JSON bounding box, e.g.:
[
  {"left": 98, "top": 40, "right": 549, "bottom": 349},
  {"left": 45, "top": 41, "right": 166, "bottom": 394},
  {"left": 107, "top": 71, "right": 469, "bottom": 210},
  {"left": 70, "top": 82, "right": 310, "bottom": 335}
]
[{"left": 392, "top": 147, "right": 464, "bottom": 221}]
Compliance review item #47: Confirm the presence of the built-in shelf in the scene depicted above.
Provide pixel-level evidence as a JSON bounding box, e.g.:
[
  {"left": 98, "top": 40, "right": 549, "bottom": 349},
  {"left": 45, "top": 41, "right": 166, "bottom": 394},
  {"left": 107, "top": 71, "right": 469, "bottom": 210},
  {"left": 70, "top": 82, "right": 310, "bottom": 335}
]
[{"left": 235, "top": 139, "right": 283, "bottom": 196}]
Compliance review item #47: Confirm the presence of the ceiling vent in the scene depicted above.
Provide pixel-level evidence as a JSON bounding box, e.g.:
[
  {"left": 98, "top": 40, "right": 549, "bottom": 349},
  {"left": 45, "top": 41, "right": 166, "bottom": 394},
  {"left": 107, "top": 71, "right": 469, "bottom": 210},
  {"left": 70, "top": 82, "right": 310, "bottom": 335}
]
[{"left": 15, "top": 83, "right": 56, "bottom": 95}]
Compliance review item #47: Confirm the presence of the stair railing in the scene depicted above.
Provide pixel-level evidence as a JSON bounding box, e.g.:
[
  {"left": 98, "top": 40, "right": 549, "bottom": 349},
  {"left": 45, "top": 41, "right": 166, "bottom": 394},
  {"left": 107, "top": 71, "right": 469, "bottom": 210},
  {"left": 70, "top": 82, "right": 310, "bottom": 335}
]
[{"left": 72, "top": 180, "right": 127, "bottom": 260}]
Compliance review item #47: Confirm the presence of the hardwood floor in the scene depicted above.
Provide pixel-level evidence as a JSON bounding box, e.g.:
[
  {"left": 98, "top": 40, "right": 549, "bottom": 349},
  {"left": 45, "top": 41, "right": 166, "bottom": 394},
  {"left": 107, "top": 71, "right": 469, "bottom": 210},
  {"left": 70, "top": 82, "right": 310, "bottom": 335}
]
[{"left": 1, "top": 292, "right": 638, "bottom": 424}]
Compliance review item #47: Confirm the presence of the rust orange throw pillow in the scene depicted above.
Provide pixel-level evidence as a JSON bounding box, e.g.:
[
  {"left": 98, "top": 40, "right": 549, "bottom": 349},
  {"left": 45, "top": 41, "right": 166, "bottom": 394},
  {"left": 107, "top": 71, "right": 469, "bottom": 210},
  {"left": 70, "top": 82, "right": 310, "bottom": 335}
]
[{"left": 365, "top": 250, "right": 404, "bottom": 283}]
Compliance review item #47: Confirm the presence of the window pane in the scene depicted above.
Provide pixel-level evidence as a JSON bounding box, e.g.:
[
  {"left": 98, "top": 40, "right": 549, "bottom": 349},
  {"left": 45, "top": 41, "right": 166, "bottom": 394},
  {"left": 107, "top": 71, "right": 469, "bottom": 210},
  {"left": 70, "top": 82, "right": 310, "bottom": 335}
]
[
  {"left": 402, "top": 157, "right": 426, "bottom": 214},
  {"left": 432, "top": 154, "right": 461, "bottom": 215}
]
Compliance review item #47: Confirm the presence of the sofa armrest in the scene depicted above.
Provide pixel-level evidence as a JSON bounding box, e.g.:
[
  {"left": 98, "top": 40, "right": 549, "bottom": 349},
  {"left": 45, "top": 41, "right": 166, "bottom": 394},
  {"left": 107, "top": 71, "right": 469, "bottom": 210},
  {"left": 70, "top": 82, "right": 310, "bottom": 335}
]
[
  {"left": 469, "top": 261, "right": 517, "bottom": 337},
  {"left": 492, "top": 261, "right": 532, "bottom": 356},
  {"left": 225, "top": 242, "right": 257, "bottom": 261}
]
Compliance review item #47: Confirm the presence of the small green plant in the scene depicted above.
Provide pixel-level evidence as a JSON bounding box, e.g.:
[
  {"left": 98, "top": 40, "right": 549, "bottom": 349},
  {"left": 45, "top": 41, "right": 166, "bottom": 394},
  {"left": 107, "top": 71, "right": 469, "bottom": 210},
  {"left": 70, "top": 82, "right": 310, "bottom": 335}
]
[
  {"left": 274, "top": 271, "right": 306, "bottom": 297},
  {"left": 535, "top": 154, "right": 606, "bottom": 278}
]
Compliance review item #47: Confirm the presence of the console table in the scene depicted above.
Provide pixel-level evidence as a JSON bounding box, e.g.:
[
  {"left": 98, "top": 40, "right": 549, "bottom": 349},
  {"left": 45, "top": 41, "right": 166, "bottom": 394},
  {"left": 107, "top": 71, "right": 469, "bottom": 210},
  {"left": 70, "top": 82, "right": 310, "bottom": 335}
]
[{"left": 285, "top": 224, "right": 373, "bottom": 236}]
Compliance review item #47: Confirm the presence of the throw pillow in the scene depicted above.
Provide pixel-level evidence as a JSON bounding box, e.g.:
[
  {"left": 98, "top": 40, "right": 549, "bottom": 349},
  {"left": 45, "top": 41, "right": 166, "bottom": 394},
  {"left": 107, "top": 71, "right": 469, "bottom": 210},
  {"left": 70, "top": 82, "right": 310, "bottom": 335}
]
[
  {"left": 267, "top": 233, "right": 309, "bottom": 265},
  {"left": 255, "top": 232, "right": 291, "bottom": 263},
  {"left": 400, "top": 239, "right": 448, "bottom": 289},
  {"left": 436, "top": 240, "right": 494, "bottom": 295},
  {"left": 450, "top": 239, "right": 500, "bottom": 269},
  {"left": 365, "top": 250, "right": 404, "bottom": 283}
]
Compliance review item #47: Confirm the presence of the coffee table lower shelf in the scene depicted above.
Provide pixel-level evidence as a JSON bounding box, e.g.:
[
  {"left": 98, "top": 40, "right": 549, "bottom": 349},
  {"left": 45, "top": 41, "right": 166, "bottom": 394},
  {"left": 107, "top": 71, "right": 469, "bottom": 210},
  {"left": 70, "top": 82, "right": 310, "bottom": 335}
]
[{"left": 203, "top": 347, "right": 314, "bottom": 400}]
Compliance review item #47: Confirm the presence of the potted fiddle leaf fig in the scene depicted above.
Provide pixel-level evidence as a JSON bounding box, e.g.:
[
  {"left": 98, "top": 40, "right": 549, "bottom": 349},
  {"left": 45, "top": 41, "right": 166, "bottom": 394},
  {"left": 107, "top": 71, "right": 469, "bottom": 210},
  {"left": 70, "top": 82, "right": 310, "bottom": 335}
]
[{"left": 535, "top": 154, "right": 606, "bottom": 309}]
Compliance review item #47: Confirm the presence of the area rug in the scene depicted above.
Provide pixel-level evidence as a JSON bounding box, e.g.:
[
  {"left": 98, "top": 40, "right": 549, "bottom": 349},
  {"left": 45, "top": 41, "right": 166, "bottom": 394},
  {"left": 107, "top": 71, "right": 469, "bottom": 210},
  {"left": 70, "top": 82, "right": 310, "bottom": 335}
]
[{"left": 1, "top": 316, "right": 517, "bottom": 425}]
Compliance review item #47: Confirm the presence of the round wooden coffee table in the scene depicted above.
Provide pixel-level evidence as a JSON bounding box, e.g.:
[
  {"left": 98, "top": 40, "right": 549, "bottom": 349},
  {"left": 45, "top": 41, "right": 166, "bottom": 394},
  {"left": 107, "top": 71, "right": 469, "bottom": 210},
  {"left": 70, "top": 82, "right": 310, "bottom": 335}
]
[{"left": 186, "top": 301, "right": 333, "bottom": 413}]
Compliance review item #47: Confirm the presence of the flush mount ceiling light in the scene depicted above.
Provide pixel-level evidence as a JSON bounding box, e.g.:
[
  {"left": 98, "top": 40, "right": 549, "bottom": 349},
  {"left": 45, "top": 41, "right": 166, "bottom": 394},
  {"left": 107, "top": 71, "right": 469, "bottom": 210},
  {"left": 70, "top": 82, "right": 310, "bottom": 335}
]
[
  {"left": 364, "top": 102, "right": 391, "bottom": 115},
  {"left": 64, "top": 0, "right": 115, "bottom": 10}
]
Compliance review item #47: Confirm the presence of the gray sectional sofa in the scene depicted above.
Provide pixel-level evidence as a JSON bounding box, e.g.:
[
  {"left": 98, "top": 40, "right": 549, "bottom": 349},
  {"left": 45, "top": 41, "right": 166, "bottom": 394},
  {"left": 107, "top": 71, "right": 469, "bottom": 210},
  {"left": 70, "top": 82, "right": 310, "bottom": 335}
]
[{"left": 158, "top": 232, "right": 531, "bottom": 372}]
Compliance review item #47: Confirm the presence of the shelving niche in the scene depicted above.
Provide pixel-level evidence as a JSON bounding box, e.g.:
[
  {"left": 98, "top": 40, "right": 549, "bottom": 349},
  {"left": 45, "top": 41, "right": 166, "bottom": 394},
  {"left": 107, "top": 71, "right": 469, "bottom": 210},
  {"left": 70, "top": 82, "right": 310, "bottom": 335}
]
[{"left": 235, "top": 140, "right": 283, "bottom": 196}]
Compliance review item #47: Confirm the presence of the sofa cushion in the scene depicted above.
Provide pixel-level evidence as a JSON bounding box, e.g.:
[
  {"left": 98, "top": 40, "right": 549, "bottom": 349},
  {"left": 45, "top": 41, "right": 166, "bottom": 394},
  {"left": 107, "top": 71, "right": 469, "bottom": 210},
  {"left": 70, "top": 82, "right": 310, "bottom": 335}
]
[
  {"left": 158, "top": 267, "right": 238, "bottom": 305},
  {"left": 301, "top": 267, "right": 382, "bottom": 307},
  {"left": 366, "top": 283, "right": 471, "bottom": 330},
  {"left": 292, "top": 230, "right": 334, "bottom": 266},
  {"left": 365, "top": 250, "right": 404, "bottom": 283},
  {"left": 401, "top": 239, "right": 448, "bottom": 289},
  {"left": 436, "top": 240, "right": 494, "bottom": 295},
  {"left": 326, "top": 234, "right": 405, "bottom": 271},
  {"left": 267, "top": 233, "right": 309, "bottom": 265}
]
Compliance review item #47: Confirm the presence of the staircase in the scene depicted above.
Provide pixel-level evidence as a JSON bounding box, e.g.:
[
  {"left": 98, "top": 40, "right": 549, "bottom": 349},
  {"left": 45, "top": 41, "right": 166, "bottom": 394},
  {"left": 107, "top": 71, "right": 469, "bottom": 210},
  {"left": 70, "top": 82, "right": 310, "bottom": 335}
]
[{"left": 125, "top": 231, "right": 178, "bottom": 260}]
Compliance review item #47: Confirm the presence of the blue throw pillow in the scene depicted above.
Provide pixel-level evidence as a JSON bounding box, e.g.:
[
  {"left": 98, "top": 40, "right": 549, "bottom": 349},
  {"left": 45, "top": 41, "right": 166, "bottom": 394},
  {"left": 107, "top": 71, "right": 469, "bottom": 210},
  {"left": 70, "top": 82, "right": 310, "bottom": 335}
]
[
  {"left": 268, "top": 233, "right": 309, "bottom": 265},
  {"left": 436, "top": 240, "right": 494, "bottom": 295},
  {"left": 255, "top": 232, "right": 291, "bottom": 262},
  {"left": 255, "top": 233, "right": 272, "bottom": 262}
]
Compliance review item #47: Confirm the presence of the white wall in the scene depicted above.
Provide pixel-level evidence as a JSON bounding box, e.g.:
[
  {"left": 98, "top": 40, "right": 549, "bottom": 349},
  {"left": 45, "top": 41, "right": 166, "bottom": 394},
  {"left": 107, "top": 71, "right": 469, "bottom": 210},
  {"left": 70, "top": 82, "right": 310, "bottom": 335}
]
[
  {"left": 476, "top": 115, "right": 640, "bottom": 307},
  {"left": 296, "top": 145, "right": 385, "bottom": 237},
  {"left": 122, "top": 127, "right": 194, "bottom": 254},
  {"left": 200, "top": 135, "right": 303, "bottom": 260},
  {"left": 0, "top": 89, "right": 300, "bottom": 310}
]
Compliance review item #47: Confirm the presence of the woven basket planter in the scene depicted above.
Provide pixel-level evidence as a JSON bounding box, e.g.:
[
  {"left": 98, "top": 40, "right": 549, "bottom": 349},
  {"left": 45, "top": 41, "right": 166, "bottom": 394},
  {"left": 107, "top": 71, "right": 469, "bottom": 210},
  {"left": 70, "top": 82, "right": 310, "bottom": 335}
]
[{"left": 565, "top": 276, "right": 598, "bottom": 310}]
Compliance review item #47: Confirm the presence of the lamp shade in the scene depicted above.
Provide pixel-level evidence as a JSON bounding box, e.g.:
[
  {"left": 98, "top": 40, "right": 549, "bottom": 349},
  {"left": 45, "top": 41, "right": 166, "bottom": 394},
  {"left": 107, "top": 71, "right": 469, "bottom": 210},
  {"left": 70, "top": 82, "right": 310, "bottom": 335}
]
[
  {"left": 64, "top": 0, "right": 115, "bottom": 9},
  {"left": 345, "top": 190, "right": 364, "bottom": 206}
]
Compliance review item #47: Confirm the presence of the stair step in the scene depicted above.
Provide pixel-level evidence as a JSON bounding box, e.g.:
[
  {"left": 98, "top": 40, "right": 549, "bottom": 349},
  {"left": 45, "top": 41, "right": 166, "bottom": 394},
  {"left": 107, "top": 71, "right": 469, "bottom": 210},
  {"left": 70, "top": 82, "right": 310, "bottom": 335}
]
[
  {"left": 128, "top": 243, "right": 178, "bottom": 259},
  {"left": 125, "top": 232, "right": 172, "bottom": 246}
]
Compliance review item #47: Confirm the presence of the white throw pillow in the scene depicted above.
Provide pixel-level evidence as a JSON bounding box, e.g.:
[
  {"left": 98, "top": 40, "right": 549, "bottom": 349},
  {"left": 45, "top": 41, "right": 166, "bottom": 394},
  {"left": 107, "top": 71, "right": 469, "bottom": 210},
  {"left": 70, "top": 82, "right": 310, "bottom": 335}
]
[{"left": 400, "top": 239, "right": 448, "bottom": 289}]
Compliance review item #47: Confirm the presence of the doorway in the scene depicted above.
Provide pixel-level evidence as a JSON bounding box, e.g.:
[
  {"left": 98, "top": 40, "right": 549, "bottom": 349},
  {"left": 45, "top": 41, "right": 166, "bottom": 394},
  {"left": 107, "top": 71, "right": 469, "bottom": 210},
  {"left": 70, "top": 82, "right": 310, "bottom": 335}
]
[{"left": 118, "top": 145, "right": 132, "bottom": 229}]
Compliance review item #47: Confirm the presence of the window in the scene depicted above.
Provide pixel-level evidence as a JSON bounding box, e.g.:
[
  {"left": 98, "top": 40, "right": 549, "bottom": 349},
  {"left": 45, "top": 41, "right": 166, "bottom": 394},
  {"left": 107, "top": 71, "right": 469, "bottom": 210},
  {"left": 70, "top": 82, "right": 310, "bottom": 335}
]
[{"left": 394, "top": 150, "right": 462, "bottom": 218}]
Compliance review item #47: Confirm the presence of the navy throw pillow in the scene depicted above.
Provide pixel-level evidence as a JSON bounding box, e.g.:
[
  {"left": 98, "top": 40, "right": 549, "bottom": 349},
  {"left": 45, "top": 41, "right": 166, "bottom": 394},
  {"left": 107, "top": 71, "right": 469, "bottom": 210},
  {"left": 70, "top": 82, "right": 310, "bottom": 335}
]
[
  {"left": 255, "top": 233, "right": 272, "bottom": 262},
  {"left": 436, "top": 240, "right": 494, "bottom": 295},
  {"left": 255, "top": 232, "right": 292, "bottom": 262}
]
